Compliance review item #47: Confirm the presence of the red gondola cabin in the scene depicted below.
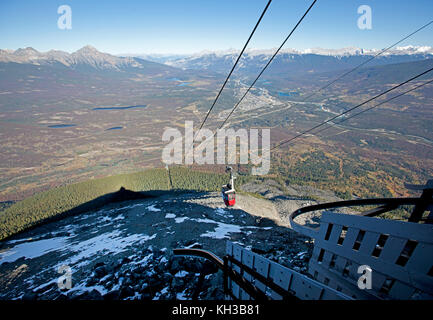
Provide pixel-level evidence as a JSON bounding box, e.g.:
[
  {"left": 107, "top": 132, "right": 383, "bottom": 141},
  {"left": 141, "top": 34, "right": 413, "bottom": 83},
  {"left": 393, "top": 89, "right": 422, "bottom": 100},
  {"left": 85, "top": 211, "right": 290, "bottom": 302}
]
[
  {"left": 221, "top": 166, "right": 236, "bottom": 207},
  {"left": 222, "top": 186, "right": 236, "bottom": 207}
]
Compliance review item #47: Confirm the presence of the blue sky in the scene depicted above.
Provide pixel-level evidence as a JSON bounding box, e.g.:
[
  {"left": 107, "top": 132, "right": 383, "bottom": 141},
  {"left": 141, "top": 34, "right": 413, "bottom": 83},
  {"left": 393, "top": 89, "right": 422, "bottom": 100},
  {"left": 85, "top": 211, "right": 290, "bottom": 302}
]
[{"left": 0, "top": 0, "right": 432, "bottom": 54}]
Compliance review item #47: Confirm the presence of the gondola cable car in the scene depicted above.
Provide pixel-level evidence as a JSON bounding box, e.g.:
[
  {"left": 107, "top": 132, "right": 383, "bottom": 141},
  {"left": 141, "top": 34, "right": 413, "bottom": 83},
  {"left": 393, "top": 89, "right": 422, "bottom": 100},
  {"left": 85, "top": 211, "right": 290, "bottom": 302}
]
[{"left": 221, "top": 166, "right": 236, "bottom": 207}]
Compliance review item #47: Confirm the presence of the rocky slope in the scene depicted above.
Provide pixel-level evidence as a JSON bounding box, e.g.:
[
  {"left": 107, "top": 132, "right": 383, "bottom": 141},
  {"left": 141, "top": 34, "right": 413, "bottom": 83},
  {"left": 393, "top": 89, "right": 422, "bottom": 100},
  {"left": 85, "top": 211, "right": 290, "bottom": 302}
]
[
  {"left": 0, "top": 191, "right": 312, "bottom": 300},
  {"left": 241, "top": 179, "right": 350, "bottom": 228}
]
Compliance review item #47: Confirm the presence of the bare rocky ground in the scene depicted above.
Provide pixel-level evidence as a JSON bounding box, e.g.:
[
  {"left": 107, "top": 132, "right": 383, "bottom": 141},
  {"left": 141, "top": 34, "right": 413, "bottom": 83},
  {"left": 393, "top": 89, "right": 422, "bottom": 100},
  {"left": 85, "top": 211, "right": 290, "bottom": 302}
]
[
  {"left": 0, "top": 189, "right": 315, "bottom": 300},
  {"left": 240, "top": 179, "right": 346, "bottom": 228}
]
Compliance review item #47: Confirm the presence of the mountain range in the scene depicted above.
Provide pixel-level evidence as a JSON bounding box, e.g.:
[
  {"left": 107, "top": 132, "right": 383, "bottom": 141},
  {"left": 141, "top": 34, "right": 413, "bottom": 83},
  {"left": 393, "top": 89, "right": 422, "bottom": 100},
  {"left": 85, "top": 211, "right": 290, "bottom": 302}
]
[
  {"left": 157, "top": 46, "right": 433, "bottom": 77},
  {"left": 0, "top": 45, "right": 169, "bottom": 72},
  {"left": 2, "top": 45, "right": 432, "bottom": 76}
]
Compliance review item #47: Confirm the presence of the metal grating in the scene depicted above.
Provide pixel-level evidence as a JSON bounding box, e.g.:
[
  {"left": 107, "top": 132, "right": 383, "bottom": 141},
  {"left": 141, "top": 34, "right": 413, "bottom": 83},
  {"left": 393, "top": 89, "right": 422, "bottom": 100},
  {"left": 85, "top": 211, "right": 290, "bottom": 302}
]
[
  {"left": 308, "top": 211, "right": 433, "bottom": 300},
  {"left": 225, "top": 241, "right": 351, "bottom": 300}
]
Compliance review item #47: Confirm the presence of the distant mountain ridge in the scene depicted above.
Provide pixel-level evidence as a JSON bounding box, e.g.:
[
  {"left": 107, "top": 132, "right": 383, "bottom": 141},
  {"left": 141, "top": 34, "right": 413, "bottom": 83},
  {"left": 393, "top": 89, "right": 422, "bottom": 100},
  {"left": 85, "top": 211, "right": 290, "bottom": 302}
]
[
  {"left": 0, "top": 45, "right": 151, "bottom": 71},
  {"left": 124, "top": 45, "right": 433, "bottom": 60},
  {"left": 169, "top": 45, "right": 433, "bottom": 58},
  {"left": 3, "top": 45, "right": 432, "bottom": 76},
  {"left": 144, "top": 46, "right": 433, "bottom": 76}
]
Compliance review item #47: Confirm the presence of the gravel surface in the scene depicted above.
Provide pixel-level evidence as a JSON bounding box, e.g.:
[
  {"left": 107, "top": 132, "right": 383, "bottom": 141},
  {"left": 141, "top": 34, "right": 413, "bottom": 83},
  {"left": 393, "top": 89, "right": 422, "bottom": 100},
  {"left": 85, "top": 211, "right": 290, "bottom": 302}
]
[{"left": 241, "top": 180, "right": 345, "bottom": 228}]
